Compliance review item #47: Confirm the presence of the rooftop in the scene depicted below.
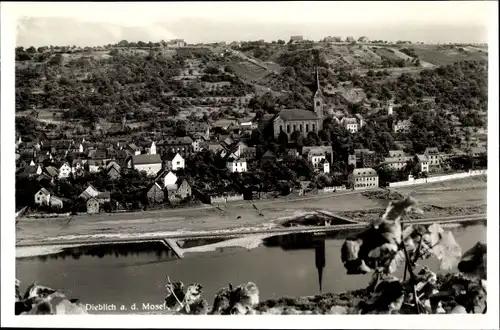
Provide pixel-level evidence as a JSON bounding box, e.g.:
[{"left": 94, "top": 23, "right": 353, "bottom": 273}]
[
  {"left": 277, "top": 109, "right": 319, "bottom": 121},
  {"left": 352, "top": 168, "right": 378, "bottom": 177},
  {"left": 132, "top": 154, "right": 162, "bottom": 165}
]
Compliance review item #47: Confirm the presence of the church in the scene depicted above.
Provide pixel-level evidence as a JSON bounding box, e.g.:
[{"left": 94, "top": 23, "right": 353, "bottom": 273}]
[{"left": 269, "top": 68, "right": 324, "bottom": 139}]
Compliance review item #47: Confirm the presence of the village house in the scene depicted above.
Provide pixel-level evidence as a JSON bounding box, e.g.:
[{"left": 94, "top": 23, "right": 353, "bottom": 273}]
[
  {"left": 87, "top": 159, "right": 105, "bottom": 173},
  {"left": 148, "top": 141, "right": 157, "bottom": 155},
  {"left": 416, "top": 154, "right": 430, "bottom": 172},
  {"left": 107, "top": 166, "right": 121, "bottom": 180},
  {"left": 227, "top": 158, "right": 248, "bottom": 173},
  {"left": 156, "top": 170, "right": 178, "bottom": 189},
  {"left": 162, "top": 39, "right": 186, "bottom": 48},
  {"left": 18, "top": 163, "right": 43, "bottom": 178},
  {"left": 186, "top": 122, "right": 210, "bottom": 140},
  {"left": 58, "top": 162, "right": 72, "bottom": 179},
  {"left": 384, "top": 154, "right": 413, "bottom": 171},
  {"left": 128, "top": 154, "right": 163, "bottom": 176},
  {"left": 238, "top": 116, "right": 258, "bottom": 131},
  {"left": 289, "top": 35, "right": 304, "bottom": 44},
  {"left": 147, "top": 182, "right": 165, "bottom": 204},
  {"left": 125, "top": 143, "right": 142, "bottom": 156},
  {"left": 241, "top": 146, "right": 257, "bottom": 160},
  {"left": 207, "top": 142, "right": 224, "bottom": 154},
  {"left": 79, "top": 184, "right": 100, "bottom": 200},
  {"left": 34, "top": 188, "right": 51, "bottom": 206},
  {"left": 350, "top": 149, "right": 379, "bottom": 168},
  {"left": 165, "top": 153, "right": 185, "bottom": 171},
  {"left": 348, "top": 154, "right": 357, "bottom": 168},
  {"left": 220, "top": 140, "right": 248, "bottom": 160},
  {"left": 341, "top": 117, "right": 359, "bottom": 133},
  {"left": 349, "top": 168, "right": 379, "bottom": 189},
  {"left": 302, "top": 146, "right": 333, "bottom": 164},
  {"left": 86, "top": 197, "right": 100, "bottom": 214},
  {"left": 157, "top": 137, "right": 193, "bottom": 155},
  {"left": 319, "top": 159, "right": 330, "bottom": 174},
  {"left": 44, "top": 166, "right": 59, "bottom": 179},
  {"left": 166, "top": 178, "right": 192, "bottom": 204},
  {"left": 393, "top": 120, "right": 411, "bottom": 133},
  {"left": 470, "top": 146, "right": 487, "bottom": 158},
  {"left": 191, "top": 136, "right": 207, "bottom": 153},
  {"left": 34, "top": 188, "right": 65, "bottom": 209},
  {"left": 424, "top": 147, "right": 442, "bottom": 171}
]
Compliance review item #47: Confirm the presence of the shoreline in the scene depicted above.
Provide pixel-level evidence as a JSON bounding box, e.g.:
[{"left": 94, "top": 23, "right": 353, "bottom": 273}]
[{"left": 16, "top": 215, "right": 486, "bottom": 258}]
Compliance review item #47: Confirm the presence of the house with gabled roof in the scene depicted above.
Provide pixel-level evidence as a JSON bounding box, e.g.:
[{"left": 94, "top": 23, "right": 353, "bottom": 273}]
[
  {"left": 166, "top": 178, "right": 192, "bottom": 203},
  {"left": 128, "top": 154, "right": 163, "bottom": 176},
  {"left": 58, "top": 162, "right": 72, "bottom": 179},
  {"left": 147, "top": 182, "right": 165, "bottom": 204},
  {"left": 164, "top": 153, "right": 185, "bottom": 171},
  {"left": 34, "top": 188, "right": 52, "bottom": 206},
  {"left": 44, "top": 166, "right": 59, "bottom": 178},
  {"left": 79, "top": 184, "right": 100, "bottom": 201}
]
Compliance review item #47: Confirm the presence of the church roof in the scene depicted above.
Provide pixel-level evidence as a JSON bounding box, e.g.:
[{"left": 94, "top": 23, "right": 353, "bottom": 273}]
[{"left": 276, "top": 109, "right": 319, "bottom": 121}]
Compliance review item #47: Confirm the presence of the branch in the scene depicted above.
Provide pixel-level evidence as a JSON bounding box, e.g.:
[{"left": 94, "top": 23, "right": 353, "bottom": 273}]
[{"left": 166, "top": 276, "right": 184, "bottom": 309}]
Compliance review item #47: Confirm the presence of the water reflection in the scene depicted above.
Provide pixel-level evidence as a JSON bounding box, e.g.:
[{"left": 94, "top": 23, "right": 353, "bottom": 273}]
[{"left": 25, "top": 242, "right": 178, "bottom": 262}]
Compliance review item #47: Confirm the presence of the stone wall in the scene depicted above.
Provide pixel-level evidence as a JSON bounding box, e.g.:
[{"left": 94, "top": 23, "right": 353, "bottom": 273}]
[{"left": 388, "top": 170, "right": 487, "bottom": 188}]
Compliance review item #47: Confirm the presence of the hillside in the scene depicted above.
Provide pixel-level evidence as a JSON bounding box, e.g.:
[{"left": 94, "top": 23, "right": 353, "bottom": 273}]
[{"left": 15, "top": 41, "right": 488, "bottom": 131}]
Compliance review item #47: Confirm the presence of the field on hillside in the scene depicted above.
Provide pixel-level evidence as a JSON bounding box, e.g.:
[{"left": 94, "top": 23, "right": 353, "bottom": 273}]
[
  {"left": 410, "top": 45, "right": 487, "bottom": 66},
  {"left": 228, "top": 61, "right": 270, "bottom": 82}
]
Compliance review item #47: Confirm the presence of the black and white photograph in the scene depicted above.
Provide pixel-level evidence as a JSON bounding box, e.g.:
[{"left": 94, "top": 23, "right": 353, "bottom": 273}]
[{"left": 1, "top": 1, "right": 498, "bottom": 328}]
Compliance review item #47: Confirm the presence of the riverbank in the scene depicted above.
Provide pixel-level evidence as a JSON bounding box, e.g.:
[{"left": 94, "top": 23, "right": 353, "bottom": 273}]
[{"left": 16, "top": 177, "right": 487, "bottom": 246}]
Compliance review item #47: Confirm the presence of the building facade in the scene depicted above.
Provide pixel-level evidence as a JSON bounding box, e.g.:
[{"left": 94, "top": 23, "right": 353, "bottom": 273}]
[{"left": 349, "top": 168, "right": 379, "bottom": 189}]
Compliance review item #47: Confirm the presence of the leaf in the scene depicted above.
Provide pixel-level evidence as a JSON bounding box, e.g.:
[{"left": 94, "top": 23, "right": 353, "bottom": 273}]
[
  {"left": 387, "top": 250, "right": 406, "bottom": 274},
  {"left": 431, "top": 231, "right": 462, "bottom": 271}
]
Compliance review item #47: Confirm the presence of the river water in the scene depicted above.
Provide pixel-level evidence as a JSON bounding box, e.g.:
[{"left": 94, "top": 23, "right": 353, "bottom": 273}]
[{"left": 16, "top": 223, "right": 486, "bottom": 314}]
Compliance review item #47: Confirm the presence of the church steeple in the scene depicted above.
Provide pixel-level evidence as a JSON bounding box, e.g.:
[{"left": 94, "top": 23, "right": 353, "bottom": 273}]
[{"left": 313, "top": 67, "right": 324, "bottom": 120}]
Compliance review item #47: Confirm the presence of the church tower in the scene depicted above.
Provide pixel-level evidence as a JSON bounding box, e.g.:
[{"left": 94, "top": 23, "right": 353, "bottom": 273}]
[{"left": 313, "top": 67, "right": 324, "bottom": 120}]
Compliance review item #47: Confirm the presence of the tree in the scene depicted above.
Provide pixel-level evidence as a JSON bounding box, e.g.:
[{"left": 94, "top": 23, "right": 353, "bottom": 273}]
[{"left": 277, "top": 131, "right": 289, "bottom": 147}]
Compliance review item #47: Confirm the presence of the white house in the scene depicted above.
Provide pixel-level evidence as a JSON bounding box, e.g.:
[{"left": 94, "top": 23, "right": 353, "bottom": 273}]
[
  {"left": 165, "top": 153, "right": 185, "bottom": 171},
  {"left": 129, "top": 154, "right": 163, "bottom": 176},
  {"left": 227, "top": 159, "right": 247, "bottom": 173},
  {"left": 393, "top": 120, "right": 411, "bottom": 133},
  {"left": 416, "top": 154, "right": 430, "bottom": 173},
  {"left": 162, "top": 171, "right": 178, "bottom": 189},
  {"left": 308, "top": 151, "right": 326, "bottom": 168},
  {"left": 321, "top": 160, "right": 330, "bottom": 174},
  {"left": 149, "top": 141, "right": 157, "bottom": 155},
  {"left": 58, "top": 162, "right": 72, "bottom": 179},
  {"left": 341, "top": 117, "right": 359, "bottom": 133},
  {"left": 34, "top": 188, "right": 51, "bottom": 206},
  {"left": 349, "top": 168, "right": 379, "bottom": 189}
]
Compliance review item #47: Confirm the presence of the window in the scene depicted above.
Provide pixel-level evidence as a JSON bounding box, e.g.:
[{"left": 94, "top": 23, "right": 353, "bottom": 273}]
[
  {"left": 293, "top": 124, "right": 296, "bottom": 131},
  {"left": 287, "top": 125, "right": 290, "bottom": 133},
  {"left": 305, "top": 124, "right": 309, "bottom": 132},
  {"left": 176, "top": 161, "right": 180, "bottom": 165},
  {"left": 300, "top": 124, "right": 303, "bottom": 132},
  {"left": 312, "top": 124, "right": 316, "bottom": 131}
]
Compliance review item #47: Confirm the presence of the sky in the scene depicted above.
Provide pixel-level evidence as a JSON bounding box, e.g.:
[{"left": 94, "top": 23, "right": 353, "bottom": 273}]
[{"left": 6, "top": 1, "right": 496, "bottom": 47}]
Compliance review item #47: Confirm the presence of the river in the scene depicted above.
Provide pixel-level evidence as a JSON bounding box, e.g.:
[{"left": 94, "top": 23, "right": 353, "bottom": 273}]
[{"left": 16, "top": 223, "right": 486, "bottom": 314}]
